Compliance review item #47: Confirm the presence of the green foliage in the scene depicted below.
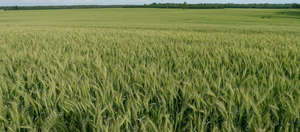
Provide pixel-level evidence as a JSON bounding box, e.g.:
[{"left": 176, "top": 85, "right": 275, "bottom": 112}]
[
  {"left": 136, "top": 3, "right": 300, "bottom": 9},
  {"left": 1, "top": 3, "right": 300, "bottom": 10},
  {"left": 183, "top": 2, "right": 188, "bottom": 9},
  {"left": 0, "top": 8, "right": 300, "bottom": 131},
  {"left": 0, "top": 5, "right": 124, "bottom": 10}
]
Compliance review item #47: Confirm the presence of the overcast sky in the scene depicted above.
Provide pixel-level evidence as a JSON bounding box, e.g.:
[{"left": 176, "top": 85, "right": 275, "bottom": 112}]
[{"left": 0, "top": 0, "right": 299, "bottom": 6}]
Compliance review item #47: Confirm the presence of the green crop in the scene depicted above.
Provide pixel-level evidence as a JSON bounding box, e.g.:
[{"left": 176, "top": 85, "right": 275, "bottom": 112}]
[{"left": 0, "top": 8, "right": 299, "bottom": 131}]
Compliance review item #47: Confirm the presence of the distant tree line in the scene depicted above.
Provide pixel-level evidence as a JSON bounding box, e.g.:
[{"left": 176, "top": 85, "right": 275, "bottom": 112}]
[
  {"left": 0, "top": 5, "right": 124, "bottom": 10},
  {"left": 0, "top": 3, "right": 300, "bottom": 10},
  {"left": 130, "top": 3, "right": 300, "bottom": 9}
]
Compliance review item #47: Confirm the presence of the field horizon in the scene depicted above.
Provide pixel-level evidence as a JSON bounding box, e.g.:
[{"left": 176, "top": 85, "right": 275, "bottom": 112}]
[{"left": 0, "top": 8, "right": 299, "bottom": 131}]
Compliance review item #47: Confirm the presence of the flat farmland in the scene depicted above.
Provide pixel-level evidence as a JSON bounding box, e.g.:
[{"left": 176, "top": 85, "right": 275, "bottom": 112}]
[{"left": 0, "top": 8, "right": 299, "bottom": 131}]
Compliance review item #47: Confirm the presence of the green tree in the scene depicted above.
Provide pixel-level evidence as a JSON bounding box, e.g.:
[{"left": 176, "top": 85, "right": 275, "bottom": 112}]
[
  {"left": 183, "top": 2, "right": 188, "bottom": 9},
  {"left": 291, "top": 3, "right": 300, "bottom": 8}
]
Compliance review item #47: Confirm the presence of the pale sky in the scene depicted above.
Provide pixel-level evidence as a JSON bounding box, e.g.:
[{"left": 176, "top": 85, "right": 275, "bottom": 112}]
[{"left": 0, "top": 0, "right": 299, "bottom": 6}]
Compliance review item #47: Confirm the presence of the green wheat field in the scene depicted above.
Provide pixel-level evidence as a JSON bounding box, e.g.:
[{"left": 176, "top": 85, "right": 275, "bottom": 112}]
[{"left": 0, "top": 8, "right": 300, "bottom": 131}]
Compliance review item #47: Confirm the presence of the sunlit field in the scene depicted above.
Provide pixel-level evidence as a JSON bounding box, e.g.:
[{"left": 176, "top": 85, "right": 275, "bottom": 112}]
[{"left": 0, "top": 8, "right": 299, "bottom": 131}]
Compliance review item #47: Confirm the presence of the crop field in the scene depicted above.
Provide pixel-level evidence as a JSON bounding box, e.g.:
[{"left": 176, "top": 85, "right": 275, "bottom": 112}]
[{"left": 0, "top": 8, "right": 299, "bottom": 131}]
